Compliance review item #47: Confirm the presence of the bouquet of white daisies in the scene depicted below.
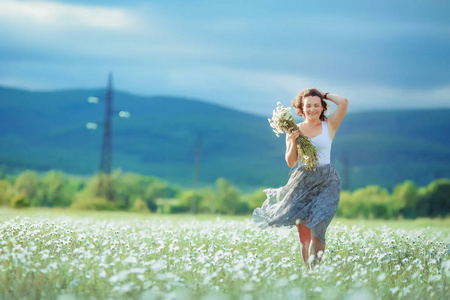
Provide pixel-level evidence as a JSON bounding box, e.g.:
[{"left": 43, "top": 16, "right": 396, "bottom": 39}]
[{"left": 268, "top": 102, "right": 319, "bottom": 171}]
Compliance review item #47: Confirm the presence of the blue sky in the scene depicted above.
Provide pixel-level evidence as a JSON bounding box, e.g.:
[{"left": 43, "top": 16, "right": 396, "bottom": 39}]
[{"left": 0, "top": 0, "right": 449, "bottom": 116}]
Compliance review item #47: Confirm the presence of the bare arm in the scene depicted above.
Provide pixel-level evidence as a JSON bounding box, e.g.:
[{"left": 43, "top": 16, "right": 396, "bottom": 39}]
[
  {"left": 319, "top": 90, "right": 348, "bottom": 140},
  {"left": 285, "top": 127, "right": 299, "bottom": 168}
]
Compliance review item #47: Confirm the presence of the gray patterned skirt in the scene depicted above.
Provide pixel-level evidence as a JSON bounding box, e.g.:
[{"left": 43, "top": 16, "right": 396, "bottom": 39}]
[{"left": 252, "top": 164, "right": 340, "bottom": 244}]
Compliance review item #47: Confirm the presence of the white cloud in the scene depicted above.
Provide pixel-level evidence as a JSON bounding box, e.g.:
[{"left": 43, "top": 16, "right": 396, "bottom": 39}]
[
  {"left": 0, "top": 0, "right": 138, "bottom": 30},
  {"left": 0, "top": 1, "right": 213, "bottom": 61},
  {"left": 343, "top": 83, "right": 450, "bottom": 109},
  {"left": 0, "top": 1, "right": 448, "bottom": 118},
  {"left": 164, "top": 65, "right": 450, "bottom": 116},
  {"left": 1, "top": 60, "right": 449, "bottom": 117}
]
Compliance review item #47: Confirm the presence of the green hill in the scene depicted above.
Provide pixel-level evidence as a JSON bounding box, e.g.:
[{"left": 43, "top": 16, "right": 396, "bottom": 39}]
[{"left": 1, "top": 86, "right": 449, "bottom": 192}]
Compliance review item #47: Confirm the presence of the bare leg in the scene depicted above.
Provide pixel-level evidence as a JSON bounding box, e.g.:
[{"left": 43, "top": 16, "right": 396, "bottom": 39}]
[
  {"left": 309, "top": 235, "right": 325, "bottom": 267},
  {"left": 296, "top": 224, "right": 311, "bottom": 266}
]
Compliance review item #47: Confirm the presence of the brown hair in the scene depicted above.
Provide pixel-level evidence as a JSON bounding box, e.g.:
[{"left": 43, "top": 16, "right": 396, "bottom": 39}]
[{"left": 291, "top": 88, "right": 328, "bottom": 121}]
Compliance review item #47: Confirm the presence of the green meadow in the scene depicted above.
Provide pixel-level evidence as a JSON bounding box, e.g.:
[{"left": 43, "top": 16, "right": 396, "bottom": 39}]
[{"left": 1, "top": 208, "right": 448, "bottom": 299}]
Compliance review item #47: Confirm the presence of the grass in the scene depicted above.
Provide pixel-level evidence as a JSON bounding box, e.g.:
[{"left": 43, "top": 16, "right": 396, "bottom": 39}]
[{"left": 0, "top": 207, "right": 449, "bottom": 299}]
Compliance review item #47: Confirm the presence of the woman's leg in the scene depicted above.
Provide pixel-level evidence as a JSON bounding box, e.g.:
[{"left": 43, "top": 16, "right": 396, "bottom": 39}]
[
  {"left": 309, "top": 235, "right": 325, "bottom": 266},
  {"left": 296, "top": 224, "right": 311, "bottom": 265}
]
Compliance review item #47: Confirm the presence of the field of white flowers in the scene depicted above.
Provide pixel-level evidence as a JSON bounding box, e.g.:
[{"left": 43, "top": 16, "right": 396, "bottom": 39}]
[{"left": 0, "top": 208, "right": 449, "bottom": 300}]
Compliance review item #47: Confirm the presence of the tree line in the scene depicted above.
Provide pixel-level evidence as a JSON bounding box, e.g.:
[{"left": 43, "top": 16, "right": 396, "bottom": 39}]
[{"left": 0, "top": 169, "right": 448, "bottom": 219}]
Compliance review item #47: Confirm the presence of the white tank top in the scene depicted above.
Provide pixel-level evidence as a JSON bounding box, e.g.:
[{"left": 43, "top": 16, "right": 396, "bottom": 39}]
[{"left": 298, "top": 121, "right": 332, "bottom": 166}]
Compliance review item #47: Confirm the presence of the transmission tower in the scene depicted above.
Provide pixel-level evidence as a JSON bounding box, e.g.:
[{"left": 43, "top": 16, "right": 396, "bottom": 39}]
[
  {"left": 343, "top": 153, "right": 351, "bottom": 190},
  {"left": 98, "top": 72, "right": 114, "bottom": 201},
  {"left": 100, "top": 73, "right": 113, "bottom": 175},
  {"left": 86, "top": 73, "right": 130, "bottom": 202},
  {"left": 191, "top": 133, "right": 202, "bottom": 214}
]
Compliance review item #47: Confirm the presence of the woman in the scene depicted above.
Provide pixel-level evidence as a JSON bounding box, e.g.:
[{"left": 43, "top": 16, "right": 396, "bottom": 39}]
[{"left": 252, "top": 88, "right": 348, "bottom": 267}]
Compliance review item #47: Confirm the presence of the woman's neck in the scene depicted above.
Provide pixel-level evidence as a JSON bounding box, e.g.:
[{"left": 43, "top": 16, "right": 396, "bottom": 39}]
[{"left": 303, "top": 119, "right": 321, "bottom": 127}]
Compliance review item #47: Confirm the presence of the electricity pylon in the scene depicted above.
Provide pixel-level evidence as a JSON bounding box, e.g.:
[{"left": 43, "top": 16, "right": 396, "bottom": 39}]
[
  {"left": 97, "top": 72, "right": 114, "bottom": 201},
  {"left": 86, "top": 73, "right": 130, "bottom": 202},
  {"left": 191, "top": 133, "right": 202, "bottom": 214},
  {"left": 343, "top": 153, "right": 350, "bottom": 190}
]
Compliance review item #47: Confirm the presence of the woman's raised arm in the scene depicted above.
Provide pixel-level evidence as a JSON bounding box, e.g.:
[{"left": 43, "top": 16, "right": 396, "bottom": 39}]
[{"left": 320, "top": 91, "right": 348, "bottom": 139}]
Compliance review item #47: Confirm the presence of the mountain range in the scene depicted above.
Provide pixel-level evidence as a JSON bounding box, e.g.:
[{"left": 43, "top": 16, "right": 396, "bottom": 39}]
[{"left": 1, "top": 86, "right": 449, "bottom": 192}]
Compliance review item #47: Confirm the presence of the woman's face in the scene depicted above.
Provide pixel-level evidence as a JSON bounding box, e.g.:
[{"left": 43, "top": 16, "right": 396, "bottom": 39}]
[{"left": 303, "top": 96, "right": 323, "bottom": 120}]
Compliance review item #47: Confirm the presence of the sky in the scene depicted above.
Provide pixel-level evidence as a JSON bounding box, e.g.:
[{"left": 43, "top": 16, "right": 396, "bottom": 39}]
[{"left": 0, "top": 0, "right": 449, "bottom": 116}]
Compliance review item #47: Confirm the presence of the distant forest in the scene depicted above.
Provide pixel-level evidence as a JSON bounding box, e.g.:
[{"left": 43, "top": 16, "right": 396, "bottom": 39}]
[{"left": 1, "top": 168, "right": 449, "bottom": 219}]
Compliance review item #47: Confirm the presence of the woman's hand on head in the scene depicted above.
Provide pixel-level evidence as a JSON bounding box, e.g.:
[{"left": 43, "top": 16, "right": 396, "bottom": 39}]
[{"left": 316, "top": 89, "right": 325, "bottom": 98}]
